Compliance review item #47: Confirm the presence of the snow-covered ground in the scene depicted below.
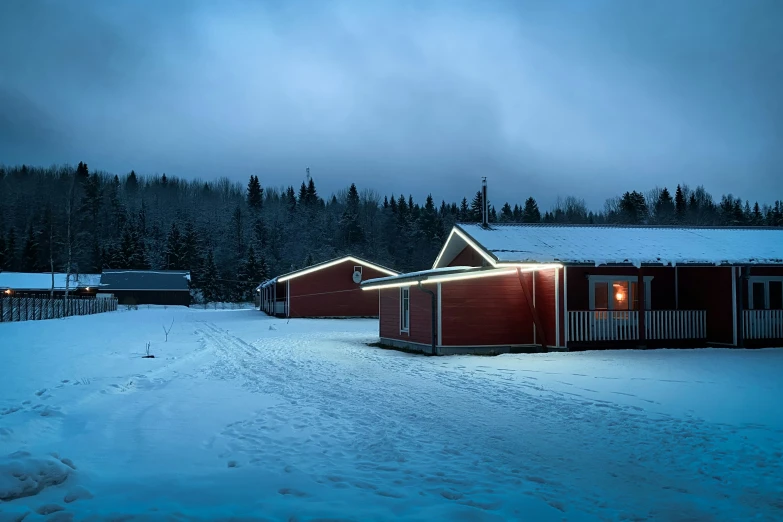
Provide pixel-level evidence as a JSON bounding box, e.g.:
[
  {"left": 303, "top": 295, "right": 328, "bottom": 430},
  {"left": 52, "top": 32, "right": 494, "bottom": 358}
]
[{"left": 1, "top": 309, "right": 781, "bottom": 521}]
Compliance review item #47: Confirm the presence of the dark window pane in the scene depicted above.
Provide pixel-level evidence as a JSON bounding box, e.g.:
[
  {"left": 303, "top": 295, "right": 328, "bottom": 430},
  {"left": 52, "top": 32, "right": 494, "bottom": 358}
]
[
  {"left": 594, "top": 282, "right": 608, "bottom": 310},
  {"left": 630, "top": 282, "right": 639, "bottom": 310},
  {"left": 770, "top": 281, "right": 783, "bottom": 309},
  {"left": 752, "top": 282, "right": 766, "bottom": 310}
]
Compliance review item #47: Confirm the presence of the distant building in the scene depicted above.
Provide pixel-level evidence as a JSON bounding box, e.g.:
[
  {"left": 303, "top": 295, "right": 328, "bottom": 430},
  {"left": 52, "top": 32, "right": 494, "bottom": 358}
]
[
  {"left": 99, "top": 270, "right": 191, "bottom": 306},
  {"left": 0, "top": 272, "right": 101, "bottom": 298},
  {"left": 258, "top": 256, "right": 398, "bottom": 318},
  {"left": 361, "top": 224, "right": 783, "bottom": 354}
]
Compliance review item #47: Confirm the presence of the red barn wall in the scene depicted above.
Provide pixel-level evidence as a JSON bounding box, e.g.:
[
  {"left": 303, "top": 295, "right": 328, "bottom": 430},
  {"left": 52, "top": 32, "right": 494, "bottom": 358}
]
[
  {"left": 534, "top": 269, "right": 559, "bottom": 347},
  {"left": 287, "top": 260, "right": 388, "bottom": 317},
  {"left": 448, "top": 246, "right": 486, "bottom": 268},
  {"left": 379, "top": 286, "right": 432, "bottom": 346},
  {"left": 440, "top": 272, "right": 535, "bottom": 346},
  {"left": 678, "top": 266, "right": 734, "bottom": 344}
]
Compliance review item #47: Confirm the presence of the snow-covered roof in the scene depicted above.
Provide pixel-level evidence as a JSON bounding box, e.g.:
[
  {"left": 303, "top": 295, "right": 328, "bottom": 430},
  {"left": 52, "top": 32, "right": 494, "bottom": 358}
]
[
  {"left": 100, "top": 270, "right": 190, "bottom": 291},
  {"left": 445, "top": 224, "right": 783, "bottom": 267},
  {"left": 0, "top": 272, "right": 102, "bottom": 291},
  {"left": 260, "top": 255, "right": 398, "bottom": 288}
]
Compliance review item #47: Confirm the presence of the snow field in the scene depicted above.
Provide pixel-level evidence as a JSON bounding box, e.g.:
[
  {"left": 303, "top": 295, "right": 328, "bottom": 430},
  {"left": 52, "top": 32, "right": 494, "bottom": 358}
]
[{"left": 1, "top": 308, "right": 782, "bottom": 521}]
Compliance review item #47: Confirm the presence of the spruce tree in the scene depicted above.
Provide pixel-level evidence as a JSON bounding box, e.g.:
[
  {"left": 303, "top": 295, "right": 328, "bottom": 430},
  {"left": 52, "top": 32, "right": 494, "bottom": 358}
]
[
  {"left": 458, "top": 198, "right": 469, "bottom": 221},
  {"left": 653, "top": 187, "right": 675, "bottom": 224},
  {"left": 340, "top": 183, "right": 364, "bottom": 248},
  {"left": 6, "top": 227, "right": 17, "bottom": 271},
  {"left": 752, "top": 202, "right": 764, "bottom": 225},
  {"left": 500, "top": 203, "right": 513, "bottom": 222},
  {"left": 165, "top": 222, "right": 185, "bottom": 269},
  {"left": 161, "top": 173, "right": 168, "bottom": 186},
  {"left": 619, "top": 191, "right": 648, "bottom": 224},
  {"left": 247, "top": 175, "right": 263, "bottom": 210},
  {"left": 674, "top": 185, "right": 687, "bottom": 221},
  {"left": 522, "top": 197, "right": 541, "bottom": 223},
  {"left": 21, "top": 224, "right": 40, "bottom": 272},
  {"left": 306, "top": 178, "right": 318, "bottom": 206},
  {"left": 470, "top": 191, "right": 484, "bottom": 222},
  {"left": 202, "top": 250, "right": 219, "bottom": 303},
  {"left": 0, "top": 231, "right": 6, "bottom": 271}
]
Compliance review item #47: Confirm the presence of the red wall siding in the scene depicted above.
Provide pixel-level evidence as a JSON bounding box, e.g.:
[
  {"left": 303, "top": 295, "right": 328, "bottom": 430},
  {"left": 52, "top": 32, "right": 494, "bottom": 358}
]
[
  {"left": 565, "top": 266, "right": 676, "bottom": 311},
  {"left": 745, "top": 266, "right": 783, "bottom": 277},
  {"left": 379, "top": 286, "right": 433, "bottom": 346},
  {"left": 535, "top": 269, "right": 558, "bottom": 347},
  {"left": 440, "top": 272, "right": 535, "bottom": 346},
  {"left": 448, "top": 246, "right": 486, "bottom": 268},
  {"left": 678, "top": 266, "right": 734, "bottom": 344},
  {"left": 287, "top": 260, "right": 388, "bottom": 317}
]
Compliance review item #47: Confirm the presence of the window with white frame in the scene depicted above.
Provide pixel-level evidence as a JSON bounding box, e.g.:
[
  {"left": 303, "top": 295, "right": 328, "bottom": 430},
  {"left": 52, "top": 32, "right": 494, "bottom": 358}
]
[
  {"left": 354, "top": 266, "right": 362, "bottom": 275},
  {"left": 588, "top": 275, "right": 653, "bottom": 311},
  {"left": 748, "top": 277, "right": 783, "bottom": 310},
  {"left": 400, "top": 287, "right": 410, "bottom": 332}
]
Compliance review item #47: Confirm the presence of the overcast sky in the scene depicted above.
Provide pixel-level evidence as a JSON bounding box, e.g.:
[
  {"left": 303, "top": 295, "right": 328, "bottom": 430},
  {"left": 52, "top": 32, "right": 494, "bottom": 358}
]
[{"left": 1, "top": 0, "right": 781, "bottom": 209}]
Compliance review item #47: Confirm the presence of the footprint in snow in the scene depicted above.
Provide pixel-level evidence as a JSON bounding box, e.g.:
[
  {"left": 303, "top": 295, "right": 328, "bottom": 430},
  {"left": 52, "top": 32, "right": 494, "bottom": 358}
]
[
  {"left": 35, "top": 388, "right": 47, "bottom": 396},
  {"left": 278, "top": 488, "right": 309, "bottom": 497}
]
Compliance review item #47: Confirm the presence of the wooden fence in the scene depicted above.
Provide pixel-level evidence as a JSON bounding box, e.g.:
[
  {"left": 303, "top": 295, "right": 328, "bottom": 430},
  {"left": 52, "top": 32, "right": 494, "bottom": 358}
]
[{"left": 0, "top": 296, "right": 118, "bottom": 323}]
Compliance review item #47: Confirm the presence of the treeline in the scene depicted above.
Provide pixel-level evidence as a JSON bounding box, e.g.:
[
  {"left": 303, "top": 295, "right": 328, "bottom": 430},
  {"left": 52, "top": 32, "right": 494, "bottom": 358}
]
[{"left": 0, "top": 163, "right": 781, "bottom": 302}]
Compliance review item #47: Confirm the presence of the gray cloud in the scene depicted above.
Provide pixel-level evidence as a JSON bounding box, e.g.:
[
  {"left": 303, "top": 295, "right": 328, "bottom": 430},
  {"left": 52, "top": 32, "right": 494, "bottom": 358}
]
[{"left": 0, "top": 0, "right": 780, "bottom": 208}]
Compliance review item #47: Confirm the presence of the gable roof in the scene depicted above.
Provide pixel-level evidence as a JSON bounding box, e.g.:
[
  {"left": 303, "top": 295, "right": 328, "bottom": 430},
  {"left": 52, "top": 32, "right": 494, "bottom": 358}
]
[
  {"left": 433, "top": 224, "right": 783, "bottom": 268},
  {"left": 260, "top": 255, "right": 398, "bottom": 288},
  {"left": 100, "top": 270, "right": 191, "bottom": 291},
  {"left": 0, "top": 272, "right": 102, "bottom": 291}
]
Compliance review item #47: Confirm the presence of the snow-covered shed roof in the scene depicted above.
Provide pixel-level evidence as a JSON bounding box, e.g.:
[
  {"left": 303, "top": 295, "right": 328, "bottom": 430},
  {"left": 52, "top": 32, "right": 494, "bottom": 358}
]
[
  {"left": 432, "top": 224, "right": 783, "bottom": 268},
  {"left": 0, "top": 272, "right": 101, "bottom": 291},
  {"left": 100, "top": 270, "right": 190, "bottom": 291},
  {"left": 259, "top": 255, "right": 398, "bottom": 288}
]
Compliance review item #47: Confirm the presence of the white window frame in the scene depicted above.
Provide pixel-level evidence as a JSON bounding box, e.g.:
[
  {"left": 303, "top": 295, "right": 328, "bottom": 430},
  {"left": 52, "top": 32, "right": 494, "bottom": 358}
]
[
  {"left": 588, "top": 275, "right": 653, "bottom": 311},
  {"left": 400, "top": 286, "right": 410, "bottom": 333},
  {"left": 748, "top": 276, "right": 783, "bottom": 310}
]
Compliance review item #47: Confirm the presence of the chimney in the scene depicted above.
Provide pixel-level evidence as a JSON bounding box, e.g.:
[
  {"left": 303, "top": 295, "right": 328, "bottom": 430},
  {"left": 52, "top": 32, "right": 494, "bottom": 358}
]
[{"left": 481, "top": 177, "right": 488, "bottom": 227}]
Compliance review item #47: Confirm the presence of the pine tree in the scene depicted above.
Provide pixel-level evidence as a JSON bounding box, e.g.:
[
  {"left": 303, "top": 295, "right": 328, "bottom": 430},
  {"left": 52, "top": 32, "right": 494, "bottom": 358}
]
[
  {"left": 752, "top": 202, "right": 764, "bottom": 225},
  {"left": 161, "top": 173, "right": 168, "bottom": 186},
  {"left": 340, "top": 183, "right": 364, "bottom": 248},
  {"left": 232, "top": 205, "right": 244, "bottom": 257},
  {"left": 253, "top": 218, "right": 268, "bottom": 250},
  {"left": 21, "top": 224, "right": 40, "bottom": 272},
  {"left": 0, "top": 231, "right": 6, "bottom": 271},
  {"left": 513, "top": 204, "right": 522, "bottom": 222},
  {"left": 286, "top": 186, "right": 297, "bottom": 212},
  {"left": 674, "top": 185, "right": 686, "bottom": 221},
  {"left": 522, "top": 197, "right": 541, "bottom": 223},
  {"left": 202, "top": 250, "right": 219, "bottom": 303},
  {"left": 298, "top": 182, "right": 308, "bottom": 205},
  {"left": 247, "top": 175, "right": 263, "bottom": 210},
  {"left": 470, "top": 191, "right": 484, "bottom": 222},
  {"left": 306, "top": 178, "right": 318, "bottom": 206},
  {"left": 500, "top": 203, "right": 513, "bottom": 222},
  {"left": 458, "top": 198, "right": 469, "bottom": 221},
  {"left": 5, "top": 227, "right": 17, "bottom": 271},
  {"left": 653, "top": 187, "right": 675, "bottom": 224},
  {"left": 165, "top": 222, "right": 185, "bottom": 269},
  {"left": 619, "top": 191, "right": 648, "bottom": 224}
]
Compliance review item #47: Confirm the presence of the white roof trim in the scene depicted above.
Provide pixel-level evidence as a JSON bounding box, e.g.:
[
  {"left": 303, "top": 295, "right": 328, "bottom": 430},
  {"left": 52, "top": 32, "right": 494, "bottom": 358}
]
[{"left": 277, "top": 256, "right": 397, "bottom": 283}]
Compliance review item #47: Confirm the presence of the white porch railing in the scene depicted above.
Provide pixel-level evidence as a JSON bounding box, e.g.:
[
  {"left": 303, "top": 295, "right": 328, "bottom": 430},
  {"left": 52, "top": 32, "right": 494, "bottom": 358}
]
[
  {"left": 568, "top": 310, "right": 707, "bottom": 342},
  {"left": 645, "top": 310, "right": 706, "bottom": 340},
  {"left": 743, "top": 310, "right": 783, "bottom": 339},
  {"left": 568, "top": 311, "right": 639, "bottom": 342}
]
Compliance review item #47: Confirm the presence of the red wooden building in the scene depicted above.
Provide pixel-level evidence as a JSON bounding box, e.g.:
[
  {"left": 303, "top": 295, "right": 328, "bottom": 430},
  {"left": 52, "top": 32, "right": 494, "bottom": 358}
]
[
  {"left": 258, "top": 256, "right": 398, "bottom": 318},
  {"left": 361, "top": 224, "right": 783, "bottom": 354}
]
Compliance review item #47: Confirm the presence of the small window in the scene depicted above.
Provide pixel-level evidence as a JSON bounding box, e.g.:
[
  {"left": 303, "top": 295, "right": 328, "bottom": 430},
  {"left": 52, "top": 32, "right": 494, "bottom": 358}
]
[
  {"left": 752, "top": 282, "right": 766, "bottom": 310},
  {"left": 769, "top": 281, "right": 783, "bottom": 310},
  {"left": 354, "top": 266, "right": 362, "bottom": 275},
  {"left": 400, "top": 287, "right": 410, "bottom": 332}
]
